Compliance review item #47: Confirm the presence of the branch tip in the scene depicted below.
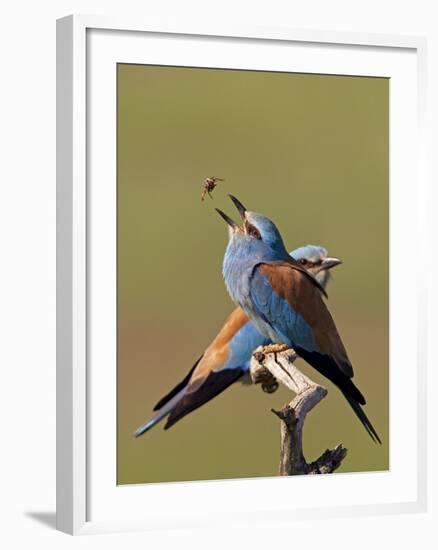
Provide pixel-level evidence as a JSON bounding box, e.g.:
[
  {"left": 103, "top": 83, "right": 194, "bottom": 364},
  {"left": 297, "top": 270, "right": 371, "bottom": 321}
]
[{"left": 256, "top": 347, "right": 347, "bottom": 476}]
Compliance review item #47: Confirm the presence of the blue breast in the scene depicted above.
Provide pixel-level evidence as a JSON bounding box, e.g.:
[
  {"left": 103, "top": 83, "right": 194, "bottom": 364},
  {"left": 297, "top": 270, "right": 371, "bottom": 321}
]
[{"left": 225, "top": 321, "right": 271, "bottom": 372}]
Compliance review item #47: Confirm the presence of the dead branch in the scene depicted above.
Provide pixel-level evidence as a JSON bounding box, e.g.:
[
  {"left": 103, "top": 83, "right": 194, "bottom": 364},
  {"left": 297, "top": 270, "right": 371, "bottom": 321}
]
[{"left": 250, "top": 346, "right": 347, "bottom": 475}]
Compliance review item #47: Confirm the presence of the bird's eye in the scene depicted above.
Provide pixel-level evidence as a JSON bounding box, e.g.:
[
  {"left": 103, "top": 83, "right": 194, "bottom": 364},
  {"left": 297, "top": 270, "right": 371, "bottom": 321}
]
[
  {"left": 246, "top": 224, "right": 261, "bottom": 240},
  {"left": 299, "top": 258, "right": 307, "bottom": 266}
]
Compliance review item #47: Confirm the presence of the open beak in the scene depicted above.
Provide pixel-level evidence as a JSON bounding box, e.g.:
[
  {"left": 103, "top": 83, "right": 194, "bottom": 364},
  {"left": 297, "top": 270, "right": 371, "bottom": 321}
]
[
  {"left": 320, "top": 257, "right": 342, "bottom": 271},
  {"left": 215, "top": 195, "right": 248, "bottom": 232},
  {"left": 228, "top": 194, "right": 247, "bottom": 220},
  {"left": 215, "top": 208, "right": 238, "bottom": 230}
]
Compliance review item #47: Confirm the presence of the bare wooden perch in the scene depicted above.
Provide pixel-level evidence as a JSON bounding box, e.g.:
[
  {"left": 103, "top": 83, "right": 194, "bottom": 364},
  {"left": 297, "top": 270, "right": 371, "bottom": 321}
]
[{"left": 250, "top": 345, "right": 347, "bottom": 475}]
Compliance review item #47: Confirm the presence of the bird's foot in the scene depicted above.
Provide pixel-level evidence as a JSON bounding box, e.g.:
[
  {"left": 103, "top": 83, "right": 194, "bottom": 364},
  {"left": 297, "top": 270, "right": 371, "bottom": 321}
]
[
  {"left": 251, "top": 344, "right": 290, "bottom": 392},
  {"left": 254, "top": 365, "right": 279, "bottom": 394},
  {"left": 260, "top": 343, "right": 290, "bottom": 355},
  {"left": 258, "top": 343, "right": 291, "bottom": 370},
  {"left": 262, "top": 378, "right": 279, "bottom": 394}
]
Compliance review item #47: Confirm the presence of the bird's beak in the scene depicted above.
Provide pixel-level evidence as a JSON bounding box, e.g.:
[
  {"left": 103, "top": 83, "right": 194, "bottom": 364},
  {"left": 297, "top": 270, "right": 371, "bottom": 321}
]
[
  {"left": 320, "top": 257, "right": 342, "bottom": 271},
  {"left": 228, "top": 194, "right": 247, "bottom": 220},
  {"left": 215, "top": 208, "right": 238, "bottom": 230}
]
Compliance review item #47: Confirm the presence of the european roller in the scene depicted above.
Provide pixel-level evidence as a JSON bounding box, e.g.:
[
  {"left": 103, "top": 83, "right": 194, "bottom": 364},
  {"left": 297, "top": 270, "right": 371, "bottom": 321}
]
[
  {"left": 134, "top": 245, "right": 340, "bottom": 437},
  {"left": 216, "top": 194, "right": 381, "bottom": 444}
]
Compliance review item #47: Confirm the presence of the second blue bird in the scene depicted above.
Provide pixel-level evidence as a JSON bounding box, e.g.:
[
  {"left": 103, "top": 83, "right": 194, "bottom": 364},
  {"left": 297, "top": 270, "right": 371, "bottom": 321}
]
[{"left": 134, "top": 245, "right": 340, "bottom": 436}]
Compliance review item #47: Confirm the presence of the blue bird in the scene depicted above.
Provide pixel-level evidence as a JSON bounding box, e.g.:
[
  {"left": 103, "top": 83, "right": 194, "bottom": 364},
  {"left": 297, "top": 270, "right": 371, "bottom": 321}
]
[
  {"left": 216, "top": 194, "right": 381, "bottom": 444},
  {"left": 134, "top": 245, "right": 340, "bottom": 437}
]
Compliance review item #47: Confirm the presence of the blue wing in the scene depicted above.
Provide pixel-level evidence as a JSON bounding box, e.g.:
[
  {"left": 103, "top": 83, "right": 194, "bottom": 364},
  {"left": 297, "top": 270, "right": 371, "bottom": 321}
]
[
  {"left": 247, "top": 262, "right": 382, "bottom": 443},
  {"left": 249, "top": 266, "right": 318, "bottom": 353}
]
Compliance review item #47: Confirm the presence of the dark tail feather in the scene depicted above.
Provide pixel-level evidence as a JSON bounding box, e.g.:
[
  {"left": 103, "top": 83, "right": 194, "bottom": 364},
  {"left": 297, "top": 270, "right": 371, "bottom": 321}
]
[
  {"left": 294, "top": 347, "right": 366, "bottom": 404},
  {"left": 135, "top": 356, "right": 204, "bottom": 436},
  {"left": 293, "top": 347, "right": 380, "bottom": 443},
  {"left": 343, "top": 393, "right": 382, "bottom": 444},
  {"left": 164, "top": 368, "right": 244, "bottom": 430},
  {"left": 133, "top": 388, "right": 186, "bottom": 437},
  {"left": 153, "top": 355, "right": 203, "bottom": 411}
]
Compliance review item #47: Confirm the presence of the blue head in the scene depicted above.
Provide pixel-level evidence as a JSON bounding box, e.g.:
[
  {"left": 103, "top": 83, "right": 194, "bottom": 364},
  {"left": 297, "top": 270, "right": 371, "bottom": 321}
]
[
  {"left": 290, "top": 245, "right": 342, "bottom": 288},
  {"left": 216, "top": 195, "right": 290, "bottom": 266},
  {"left": 216, "top": 195, "right": 292, "bottom": 306}
]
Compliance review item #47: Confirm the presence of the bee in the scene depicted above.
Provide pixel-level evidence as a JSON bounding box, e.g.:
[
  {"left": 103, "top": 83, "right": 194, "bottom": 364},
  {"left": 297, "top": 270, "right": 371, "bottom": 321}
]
[{"left": 201, "top": 177, "right": 224, "bottom": 202}]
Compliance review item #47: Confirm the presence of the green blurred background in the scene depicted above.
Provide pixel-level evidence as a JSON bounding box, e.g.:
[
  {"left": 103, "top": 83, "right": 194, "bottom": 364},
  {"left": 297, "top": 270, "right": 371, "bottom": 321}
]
[{"left": 117, "top": 64, "right": 389, "bottom": 485}]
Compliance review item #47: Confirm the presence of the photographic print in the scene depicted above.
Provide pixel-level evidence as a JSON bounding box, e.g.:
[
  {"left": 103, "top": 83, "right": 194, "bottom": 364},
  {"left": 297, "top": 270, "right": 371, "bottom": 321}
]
[{"left": 117, "top": 64, "right": 389, "bottom": 485}]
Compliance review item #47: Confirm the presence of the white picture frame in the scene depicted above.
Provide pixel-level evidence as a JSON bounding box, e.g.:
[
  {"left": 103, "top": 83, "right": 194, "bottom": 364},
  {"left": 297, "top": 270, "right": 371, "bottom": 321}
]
[{"left": 56, "top": 14, "right": 428, "bottom": 535}]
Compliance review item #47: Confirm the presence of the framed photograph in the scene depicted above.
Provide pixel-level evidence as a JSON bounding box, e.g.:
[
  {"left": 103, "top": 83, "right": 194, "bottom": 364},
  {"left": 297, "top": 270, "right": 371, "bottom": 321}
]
[{"left": 57, "top": 15, "right": 427, "bottom": 535}]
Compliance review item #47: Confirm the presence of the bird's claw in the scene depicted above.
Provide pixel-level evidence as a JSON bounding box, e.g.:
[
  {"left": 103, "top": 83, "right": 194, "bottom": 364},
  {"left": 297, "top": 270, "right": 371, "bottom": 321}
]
[
  {"left": 260, "top": 343, "right": 290, "bottom": 355},
  {"left": 262, "top": 379, "right": 279, "bottom": 394},
  {"left": 253, "top": 364, "right": 279, "bottom": 394}
]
